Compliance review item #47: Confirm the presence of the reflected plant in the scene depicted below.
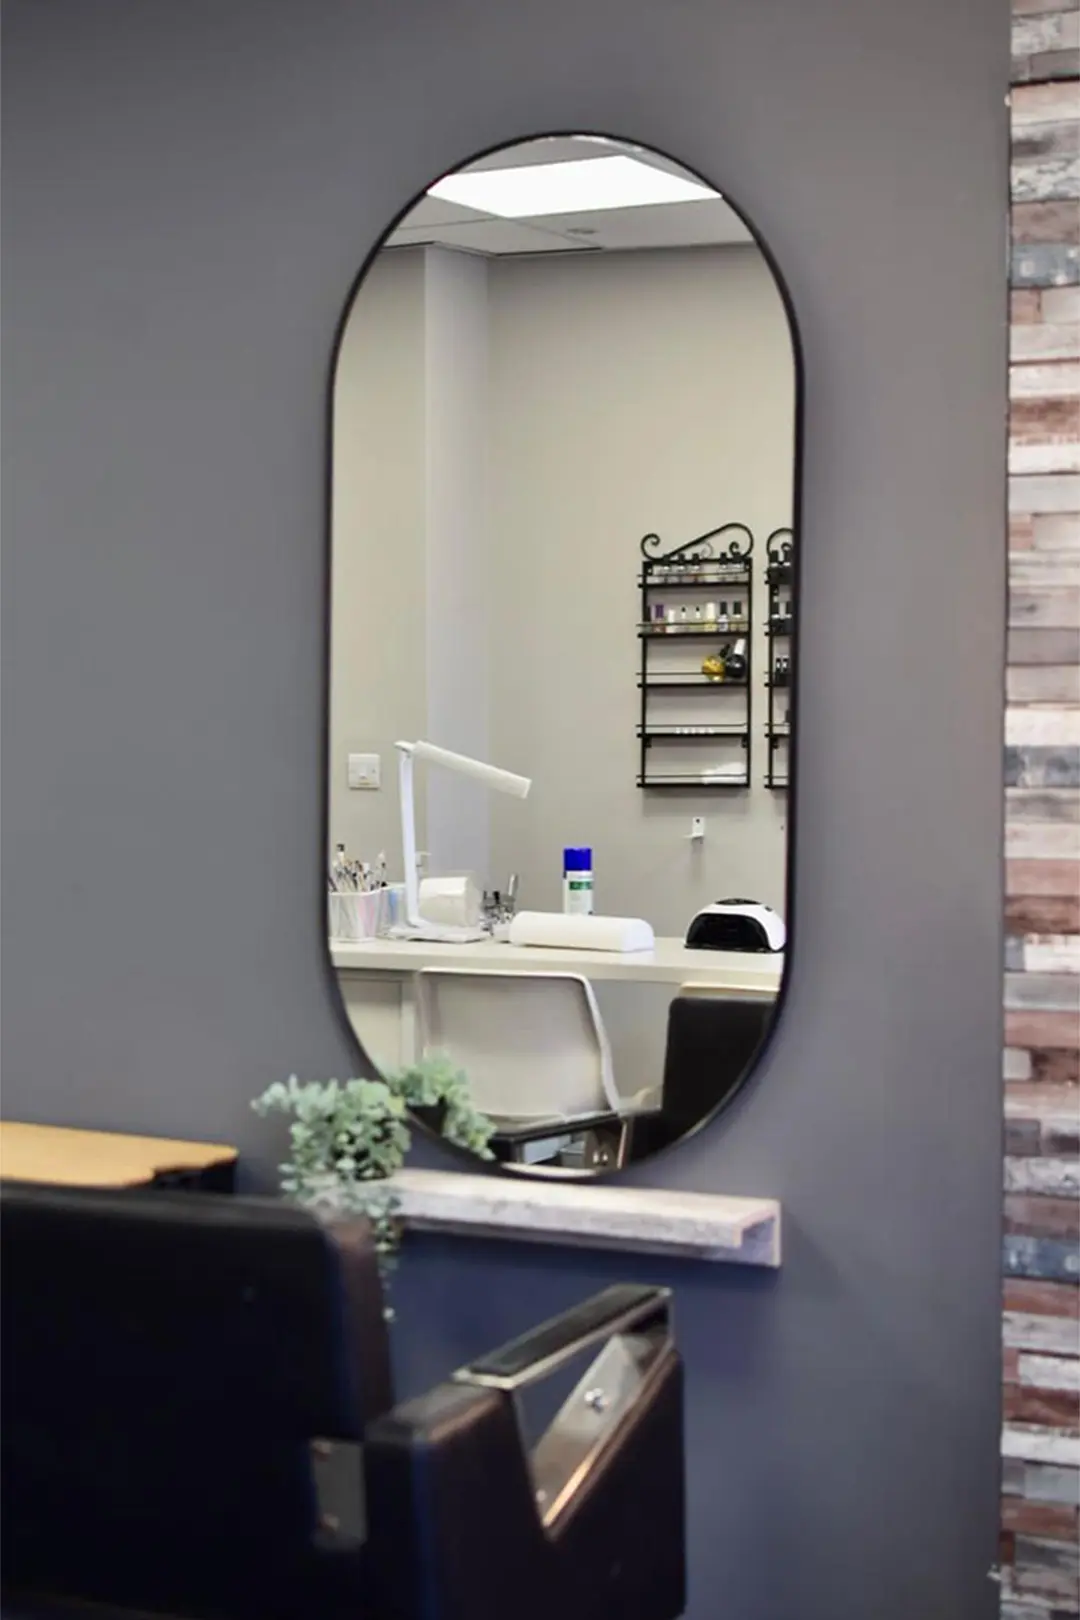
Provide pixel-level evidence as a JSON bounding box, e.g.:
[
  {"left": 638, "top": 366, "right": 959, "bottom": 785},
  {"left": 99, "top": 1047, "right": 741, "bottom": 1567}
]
[{"left": 252, "top": 1057, "right": 494, "bottom": 1294}]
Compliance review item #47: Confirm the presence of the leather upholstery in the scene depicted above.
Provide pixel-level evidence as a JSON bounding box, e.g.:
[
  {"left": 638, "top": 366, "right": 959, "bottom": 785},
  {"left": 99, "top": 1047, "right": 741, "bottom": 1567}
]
[
  {"left": 1, "top": 1182, "right": 686, "bottom": 1620},
  {"left": 365, "top": 1352, "right": 684, "bottom": 1620},
  {"left": 1, "top": 1184, "right": 391, "bottom": 1620},
  {"left": 631, "top": 994, "right": 772, "bottom": 1158}
]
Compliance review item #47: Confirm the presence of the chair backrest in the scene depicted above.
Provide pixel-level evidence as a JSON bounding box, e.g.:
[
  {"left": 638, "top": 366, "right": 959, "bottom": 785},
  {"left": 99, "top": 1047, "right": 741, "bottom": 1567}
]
[
  {"left": 416, "top": 969, "right": 619, "bottom": 1122},
  {"left": 1, "top": 1183, "right": 393, "bottom": 1620},
  {"left": 660, "top": 987, "right": 773, "bottom": 1139}
]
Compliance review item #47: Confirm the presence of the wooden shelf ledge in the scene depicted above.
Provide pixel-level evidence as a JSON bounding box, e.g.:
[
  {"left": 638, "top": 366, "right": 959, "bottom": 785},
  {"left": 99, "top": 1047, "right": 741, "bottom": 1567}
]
[{"left": 388, "top": 1168, "right": 781, "bottom": 1267}]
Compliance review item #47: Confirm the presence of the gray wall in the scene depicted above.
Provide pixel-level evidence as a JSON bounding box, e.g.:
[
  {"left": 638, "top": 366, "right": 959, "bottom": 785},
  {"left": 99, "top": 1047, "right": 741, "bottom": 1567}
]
[{"left": 1, "top": 2, "right": 1007, "bottom": 1616}]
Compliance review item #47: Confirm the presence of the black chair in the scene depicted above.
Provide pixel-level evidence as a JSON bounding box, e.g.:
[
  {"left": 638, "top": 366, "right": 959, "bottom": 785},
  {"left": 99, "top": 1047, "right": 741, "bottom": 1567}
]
[
  {"left": 1, "top": 1182, "right": 685, "bottom": 1620},
  {"left": 630, "top": 992, "right": 773, "bottom": 1159}
]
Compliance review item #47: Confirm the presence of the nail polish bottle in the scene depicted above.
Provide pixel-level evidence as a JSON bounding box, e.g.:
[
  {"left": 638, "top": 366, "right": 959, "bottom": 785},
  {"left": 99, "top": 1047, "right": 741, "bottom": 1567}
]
[{"left": 725, "top": 638, "right": 748, "bottom": 682}]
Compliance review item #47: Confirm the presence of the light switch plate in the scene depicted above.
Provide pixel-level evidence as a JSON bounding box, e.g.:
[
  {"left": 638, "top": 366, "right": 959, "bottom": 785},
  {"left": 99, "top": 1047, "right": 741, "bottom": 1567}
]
[{"left": 348, "top": 752, "right": 381, "bottom": 790}]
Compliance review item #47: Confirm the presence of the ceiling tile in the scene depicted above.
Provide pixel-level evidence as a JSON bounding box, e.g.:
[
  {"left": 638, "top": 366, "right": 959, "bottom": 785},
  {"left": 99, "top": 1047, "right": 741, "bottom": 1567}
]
[
  {"left": 384, "top": 218, "right": 586, "bottom": 256},
  {"left": 532, "top": 199, "right": 752, "bottom": 251},
  {"left": 463, "top": 136, "right": 621, "bottom": 172},
  {"left": 394, "top": 195, "right": 489, "bottom": 230}
]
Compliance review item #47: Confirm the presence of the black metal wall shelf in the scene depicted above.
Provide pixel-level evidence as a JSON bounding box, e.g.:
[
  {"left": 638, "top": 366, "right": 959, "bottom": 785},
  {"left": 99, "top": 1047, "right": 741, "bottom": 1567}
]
[
  {"left": 638, "top": 523, "right": 754, "bottom": 791},
  {"left": 637, "top": 726, "right": 750, "bottom": 740},
  {"left": 638, "top": 676, "right": 748, "bottom": 690},
  {"left": 635, "top": 774, "right": 751, "bottom": 789},
  {"left": 765, "top": 527, "right": 794, "bottom": 790},
  {"left": 638, "top": 626, "right": 747, "bottom": 640},
  {"left": 635, "top": 571, "right": 751, "bottom": 589}
]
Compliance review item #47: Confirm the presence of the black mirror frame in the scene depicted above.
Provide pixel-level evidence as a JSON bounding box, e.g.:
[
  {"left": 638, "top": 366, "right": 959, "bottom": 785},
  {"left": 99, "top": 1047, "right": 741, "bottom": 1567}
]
[{"left": 320, "top": 129, "right": 804, "bottom": 1177}]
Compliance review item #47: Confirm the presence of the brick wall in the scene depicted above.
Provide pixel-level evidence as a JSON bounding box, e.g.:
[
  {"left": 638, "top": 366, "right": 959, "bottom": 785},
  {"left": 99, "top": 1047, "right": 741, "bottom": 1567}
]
[{"left": 1002, "top": 5, "right": 1079, "bottom": 1613}]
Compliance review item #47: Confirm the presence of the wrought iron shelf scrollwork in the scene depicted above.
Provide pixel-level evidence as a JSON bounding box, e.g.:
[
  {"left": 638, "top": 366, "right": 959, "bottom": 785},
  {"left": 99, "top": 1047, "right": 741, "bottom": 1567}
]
[
  {"left": 639, "top": 522, "right": 754, "bottom": 568},
  {"left": 637, "top": 524, "right": 755, "bottom": 791},
  {"left": 765, "top": 527, "right": 795, "bottom": 790}
]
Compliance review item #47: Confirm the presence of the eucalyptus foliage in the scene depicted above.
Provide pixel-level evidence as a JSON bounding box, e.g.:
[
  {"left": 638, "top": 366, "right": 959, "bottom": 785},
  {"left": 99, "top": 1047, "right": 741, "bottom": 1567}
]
[{"left": 252, "top": 1056, "right": 495, "bottom": 1286}]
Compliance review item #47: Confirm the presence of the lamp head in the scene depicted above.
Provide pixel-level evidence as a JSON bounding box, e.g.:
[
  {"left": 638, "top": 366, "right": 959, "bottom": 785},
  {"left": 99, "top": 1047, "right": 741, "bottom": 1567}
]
[{"left": 396, "top": 739, "right": 530, "bottom": 799}]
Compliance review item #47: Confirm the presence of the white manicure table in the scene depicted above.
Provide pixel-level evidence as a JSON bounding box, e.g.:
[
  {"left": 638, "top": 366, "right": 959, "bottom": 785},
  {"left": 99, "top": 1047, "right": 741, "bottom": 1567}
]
[{"left": 331, "top": 936, "right": 783, "bottom": 1071}]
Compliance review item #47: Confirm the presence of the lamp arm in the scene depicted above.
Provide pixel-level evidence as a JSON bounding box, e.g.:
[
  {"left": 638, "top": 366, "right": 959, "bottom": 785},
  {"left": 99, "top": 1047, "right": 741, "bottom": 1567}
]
[{"left": 394, "top": 738, "right": 529, "bottom": 935}]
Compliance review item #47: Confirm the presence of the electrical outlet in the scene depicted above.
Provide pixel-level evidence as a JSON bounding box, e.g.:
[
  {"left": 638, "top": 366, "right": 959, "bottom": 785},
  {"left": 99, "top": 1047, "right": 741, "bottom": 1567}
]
[{"left": 347, "top": 752, "right": 381, "bottom": 790}]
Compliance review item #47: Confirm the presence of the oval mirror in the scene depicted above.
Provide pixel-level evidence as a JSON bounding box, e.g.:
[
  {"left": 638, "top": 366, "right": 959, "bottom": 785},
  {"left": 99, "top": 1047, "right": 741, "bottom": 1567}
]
[{"left": 328, "top": 133, "right": 797, "bottom": 1173}]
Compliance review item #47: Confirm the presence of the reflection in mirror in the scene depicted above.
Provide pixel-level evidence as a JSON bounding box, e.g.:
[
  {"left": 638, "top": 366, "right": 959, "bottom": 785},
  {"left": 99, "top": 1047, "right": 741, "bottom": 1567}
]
[{"left": 329, "top": 134, "right": 796, "bottom": 1174}]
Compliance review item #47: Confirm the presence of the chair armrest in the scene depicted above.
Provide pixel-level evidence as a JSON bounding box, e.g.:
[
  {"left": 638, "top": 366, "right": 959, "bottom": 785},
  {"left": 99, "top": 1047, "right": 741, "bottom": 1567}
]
[
  {"left": 455, "top": 1282, "right": 669, "bottom": 1388},
  {"left": 363, "top": 1286, "right": 684, "bottom": 1620}
]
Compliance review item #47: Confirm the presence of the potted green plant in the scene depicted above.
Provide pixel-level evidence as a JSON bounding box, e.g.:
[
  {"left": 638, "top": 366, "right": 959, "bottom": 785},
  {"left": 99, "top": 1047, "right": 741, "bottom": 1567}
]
[{"left": 252, "top": 1056, "right": 494, "bottom": 1289}]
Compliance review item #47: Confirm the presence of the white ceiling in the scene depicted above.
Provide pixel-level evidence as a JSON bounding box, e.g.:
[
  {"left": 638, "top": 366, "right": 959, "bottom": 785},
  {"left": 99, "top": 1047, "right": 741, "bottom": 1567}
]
[{"left": 384, "top": 136, "right": 752, "bottom": 258}]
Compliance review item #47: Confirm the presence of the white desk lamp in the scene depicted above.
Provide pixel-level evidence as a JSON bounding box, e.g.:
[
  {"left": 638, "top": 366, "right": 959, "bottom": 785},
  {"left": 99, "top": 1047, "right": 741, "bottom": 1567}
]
[{"left": 394, "top": 739, "right": 531, "bottom": 942}]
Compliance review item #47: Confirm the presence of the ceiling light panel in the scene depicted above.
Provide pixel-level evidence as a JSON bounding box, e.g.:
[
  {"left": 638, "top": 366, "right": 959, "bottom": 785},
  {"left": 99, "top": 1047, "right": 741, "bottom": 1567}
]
[{"left": 428, "top": 156, "right": 718, "bottom": 220}]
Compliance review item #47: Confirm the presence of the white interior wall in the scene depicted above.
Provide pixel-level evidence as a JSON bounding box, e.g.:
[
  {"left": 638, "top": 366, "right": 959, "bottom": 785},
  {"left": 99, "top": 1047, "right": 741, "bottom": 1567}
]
[
  {"left": 332, "top": 241, "right": 793, "bottom": 1098},
  {"left": 423, "top": 248, "right": 494, "bottom": 878},
  {"left": 483, "top": 245, "right": 794, "bottom": 1094},
  {"left": 330, "top": 249, "right": 428, "bottom": 867},
  {"left": 486, "top": 245, "right": 795, "bottom": 929}
]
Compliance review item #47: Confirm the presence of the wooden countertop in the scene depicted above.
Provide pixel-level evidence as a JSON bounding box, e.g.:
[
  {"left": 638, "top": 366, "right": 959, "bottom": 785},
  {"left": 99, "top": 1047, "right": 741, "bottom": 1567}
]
[{"left": 0, "top": 1121, "right": 238, "bottom": 1189}]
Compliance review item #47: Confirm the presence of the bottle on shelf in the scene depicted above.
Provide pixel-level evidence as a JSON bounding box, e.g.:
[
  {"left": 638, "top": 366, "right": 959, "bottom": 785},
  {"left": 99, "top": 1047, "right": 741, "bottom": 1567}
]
[
  {"left": 724, "top": 638, "right": 748, "bottom": 681},
  {"left": 563, "top": 847, "right": 594, "bottom": 915}
]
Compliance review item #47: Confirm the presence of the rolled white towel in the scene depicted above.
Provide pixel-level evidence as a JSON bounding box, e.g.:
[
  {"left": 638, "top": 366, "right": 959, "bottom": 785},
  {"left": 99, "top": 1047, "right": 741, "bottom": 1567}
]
[{"left": 508, "top": 910, "right": 655, "bottom": 954}]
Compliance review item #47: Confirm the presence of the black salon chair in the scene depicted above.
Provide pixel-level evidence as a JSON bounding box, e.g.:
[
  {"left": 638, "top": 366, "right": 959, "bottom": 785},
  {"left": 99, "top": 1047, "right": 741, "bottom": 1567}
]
[
  {"left": 1, "top": 1182, "right": 685, "bottom": 1620},
  {"left": 629, "top": 992, "right": 772, "bottom": 1160}
]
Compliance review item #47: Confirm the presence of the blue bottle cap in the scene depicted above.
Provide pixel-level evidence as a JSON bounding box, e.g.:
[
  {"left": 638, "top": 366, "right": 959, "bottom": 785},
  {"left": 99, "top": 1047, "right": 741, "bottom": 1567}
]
[{"left": 563, "top": 847, "right": 592, "bottom": 871}]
